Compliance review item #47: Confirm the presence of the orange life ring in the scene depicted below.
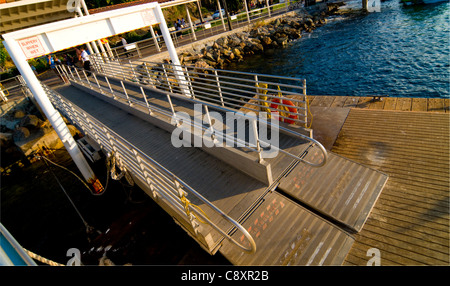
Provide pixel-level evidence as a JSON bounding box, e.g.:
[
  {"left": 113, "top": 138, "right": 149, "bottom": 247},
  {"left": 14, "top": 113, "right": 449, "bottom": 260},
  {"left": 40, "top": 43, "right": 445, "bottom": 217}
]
[{"left": 270, "top": 98, "right": 298, "bottom": 124}]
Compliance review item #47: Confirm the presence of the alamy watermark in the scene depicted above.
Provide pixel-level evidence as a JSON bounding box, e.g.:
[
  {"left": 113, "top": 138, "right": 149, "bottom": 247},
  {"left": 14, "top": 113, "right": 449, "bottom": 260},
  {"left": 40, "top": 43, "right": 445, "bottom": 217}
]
[
  {"left": 170, "top": 104, "right": 280, "bottom": 159},
  {"left": 366, "top": 247, "right": 381, "bottom": 266},
  {"left": 66, "top": 0, "right": 81, "bottom": 13},
  {"left": 67, "top": 248, "right": 82, "bottom": 266},
  {"left": 368, "top": 0, "right": 381, "bottom": 13}
]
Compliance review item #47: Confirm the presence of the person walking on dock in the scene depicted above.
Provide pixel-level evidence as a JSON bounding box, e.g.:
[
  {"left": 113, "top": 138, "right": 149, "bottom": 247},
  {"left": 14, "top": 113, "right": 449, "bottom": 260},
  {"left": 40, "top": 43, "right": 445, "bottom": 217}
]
[{"left": 80, "top": 47, "right": 91, "bottom": 76}]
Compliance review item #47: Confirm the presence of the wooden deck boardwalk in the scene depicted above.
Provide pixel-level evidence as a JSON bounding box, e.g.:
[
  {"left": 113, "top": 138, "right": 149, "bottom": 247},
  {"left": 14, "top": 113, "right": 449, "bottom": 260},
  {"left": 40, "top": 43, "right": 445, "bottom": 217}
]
[
  {"left": 307, "top": 95, "right": 449, "bottom": 113},
  {"left": 331, "top": 108, "right": 449, "bottom": 265},
  {"left": 273, "top": 95, "right": 449, "bottom": 265}
]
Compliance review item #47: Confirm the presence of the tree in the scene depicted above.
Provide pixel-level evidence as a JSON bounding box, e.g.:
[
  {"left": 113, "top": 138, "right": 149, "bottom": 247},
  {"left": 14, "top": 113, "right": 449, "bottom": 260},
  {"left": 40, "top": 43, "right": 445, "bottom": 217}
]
[{"left": 0, "top": 42, "right": 11, "bottom": 72}]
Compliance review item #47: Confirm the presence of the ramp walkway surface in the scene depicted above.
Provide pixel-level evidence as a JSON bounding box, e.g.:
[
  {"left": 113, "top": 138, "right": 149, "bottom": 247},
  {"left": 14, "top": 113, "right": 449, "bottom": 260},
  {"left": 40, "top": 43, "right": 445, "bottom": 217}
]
[{"left": 48, "top": 70, "right": 389, "bottom": 265}]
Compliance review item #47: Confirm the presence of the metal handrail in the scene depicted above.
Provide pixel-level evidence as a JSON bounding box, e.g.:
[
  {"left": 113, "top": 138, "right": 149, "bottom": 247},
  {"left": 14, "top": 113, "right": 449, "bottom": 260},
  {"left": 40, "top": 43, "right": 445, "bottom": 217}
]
[
  {"left": 103, "top": 0, "right": 299, "bottom": 60},
  {"left": 43, "top": 83, "right": 257, "bottom": 254},
  {"left": 58, "top": 60, "right": 327, "bottom": 167},
  {"left": 90, "top": 55, "right": 309, "bottom": 126}
]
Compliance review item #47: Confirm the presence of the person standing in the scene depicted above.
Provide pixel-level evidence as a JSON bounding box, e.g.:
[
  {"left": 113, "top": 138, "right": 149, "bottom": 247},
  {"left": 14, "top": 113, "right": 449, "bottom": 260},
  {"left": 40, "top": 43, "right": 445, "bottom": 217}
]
[
  {"left": 74, "top": 47, "right": 82, "bottom": 67},
  {"left": 80, "top": 47, "right": 91, "bottom": 76},
  {"left": 120, "top": 36, "right": 132, "bottom": 57}
]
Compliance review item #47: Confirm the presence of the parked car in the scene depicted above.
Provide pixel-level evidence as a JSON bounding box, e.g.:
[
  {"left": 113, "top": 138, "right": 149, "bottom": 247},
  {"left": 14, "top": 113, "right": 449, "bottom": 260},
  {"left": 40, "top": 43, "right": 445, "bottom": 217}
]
[{"left": 212, "top": 9, "right": 225, "bottom": 20}]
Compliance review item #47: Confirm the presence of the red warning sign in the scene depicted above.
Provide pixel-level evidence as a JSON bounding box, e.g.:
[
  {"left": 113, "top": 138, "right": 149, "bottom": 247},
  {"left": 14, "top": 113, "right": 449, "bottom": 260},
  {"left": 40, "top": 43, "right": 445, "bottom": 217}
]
[{"left": 18, "top": 36, "right": 46, "bottom": 59}]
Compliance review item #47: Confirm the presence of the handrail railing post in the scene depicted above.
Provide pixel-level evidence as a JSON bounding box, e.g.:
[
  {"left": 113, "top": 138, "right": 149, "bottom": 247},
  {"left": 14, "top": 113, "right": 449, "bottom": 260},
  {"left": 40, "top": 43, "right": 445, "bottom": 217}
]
[
  {"left": 251, "top": 117, "right": 263, "bottom": 163},
  {"left": 104, "top": 77, "right": 116, "bottom": 99},
  {"left": 120, "top": 80, "right": 132, "bottom": 107},
  {"left": 92, "top": 73, "right": 104, "bottom": 95},
  {"left": 215, "top": 70, "right": 225, "bottom": 107},
  {"left": 139, "top": 86, "right": 153, "bottom": 116},
  {"left": 129, "top": 60, "right": 138, "bottom": 82},
  {"left": 302, "top": 79, "right": 308, "bottom": 128},
  {"left": 42, "top": 85, "right": 259, "bottom": 254},
  {"left": 143, "top": 63, "right": 156, "bottom": 87},
  {"left": 203, "top": 105, "right": 216, "bottom": 142},
  {"left": 166, "top": 93, "right": 177, "bottom": 125},
  {"left": 162, "top": 63, "right": 173, "bottom": 94},
  {"left": 82, "top": 70, "right": 93, "bottom": 89},
  {"left": 184, "top": 66, "right": 195, "bottom": 99}
]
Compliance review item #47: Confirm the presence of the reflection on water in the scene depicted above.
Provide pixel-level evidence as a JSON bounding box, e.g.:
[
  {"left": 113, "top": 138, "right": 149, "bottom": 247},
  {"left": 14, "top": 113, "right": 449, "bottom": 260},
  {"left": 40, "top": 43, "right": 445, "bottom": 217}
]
[{"left": 229, "top": 1, "right": 449, "bottom": 98}]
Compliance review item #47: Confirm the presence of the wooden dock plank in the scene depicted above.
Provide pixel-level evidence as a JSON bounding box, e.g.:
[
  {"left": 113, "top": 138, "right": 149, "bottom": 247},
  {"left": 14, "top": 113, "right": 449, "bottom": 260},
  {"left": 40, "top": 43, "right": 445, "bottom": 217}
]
[
  {"left": 317, "top": 96, "right": 335, "bottom": 107},
  {"left": 343, "top": 97, "right": 359, "bottom": 108},
  {"left": 383, "top": 97, "right": 397, "bottom": 110},
  {"left": 428, "top": 98, "right": 445, "bottom": 113},
  {"left": 330, "top": 96, "right": 348, "bottom": 108},
  {"left": 411, "top": 98, "right": 428, "bottom": 112},
  {"left": 395, "top": 97, "right": 412, "bottom": 111},
  {"left": 309, "top": 96, "right": 323, "bottom": 107},
  {"left": 332, "top": 109, "right": 449, "bottom": 265},
  {"left": 356, "top": 97, "right": 373, "bottom": 109},
  {"left": 368, "top": 98, "right": 385, "bottom": 110}
]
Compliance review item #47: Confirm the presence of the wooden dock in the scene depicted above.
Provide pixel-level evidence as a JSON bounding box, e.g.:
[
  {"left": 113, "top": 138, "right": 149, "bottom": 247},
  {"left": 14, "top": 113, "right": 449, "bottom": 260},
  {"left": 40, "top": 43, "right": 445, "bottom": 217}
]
[
  {"left": 330, "top": 107, "right": 449, "bottom": 265},
  {"left": 243, "top": 94, "right": 449, "bottom": 265},
  {"left": 306, "top": 95, "right": 449, "bottom": 113}
]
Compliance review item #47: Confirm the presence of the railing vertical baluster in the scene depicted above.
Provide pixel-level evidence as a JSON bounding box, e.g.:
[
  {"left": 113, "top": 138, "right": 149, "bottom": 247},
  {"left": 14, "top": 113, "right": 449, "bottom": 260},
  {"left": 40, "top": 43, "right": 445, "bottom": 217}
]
[
  {"left": 74, "top": 67, "right": 82, "bottom": 82},
  {"left": 129, "top": 60, "right": 138, "bottom": 82},
  {"left": 254, "top": 74, "right": 261, "bottom": 112},
  {"left": 166, "top": 93, "right": 177, "bottom": 124},
  {"left": 140, "top": 86, "right": 153, "bottom": 116},
  {"left": 104, "top": 77, "right": 115, "bottom": 99},
  {"left": 203, "top": 105, "right": 215, "bottom": 141},
  {"left": 162, "top": 63, "right": 173, "bottom": 94},
  {"left": 120, "top": 80, "right": 132, "bottom": 106},
  {"left": 184, "top": 66, "right": 195, "bottom": 99},
  {"left": 143, "top": 63, "right": 155, "bottom": 87},
  {"left": 82, "top": 70, "right": 93, "bottom": 89},
  {"left": 67, "top": 65, "right": 75, "bottom": 81},
  {"left": 92, "top": 74, "right": 104, "bottom": 95},
  {"left": 302, "top": 79, "right": 308, "bottom": 128},
  {"left": 251, "top": 118, "right": 263, "bottom": 163},
  {"left": 214, "top": 70, "right": 224, "bottom": 107},
  {"left": 135, "top": 44, "right": 142, "bottom": 58},
  {"left": 118, "top": 59, "right": 126, "bottom": 80}
]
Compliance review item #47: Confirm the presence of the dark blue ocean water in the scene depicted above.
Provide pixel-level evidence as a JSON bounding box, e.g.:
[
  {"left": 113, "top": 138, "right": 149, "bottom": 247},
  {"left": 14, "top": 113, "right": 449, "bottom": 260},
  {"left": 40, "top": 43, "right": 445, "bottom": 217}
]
[{"left": 229, "top": 1, "right": 450, "bottom": 98}]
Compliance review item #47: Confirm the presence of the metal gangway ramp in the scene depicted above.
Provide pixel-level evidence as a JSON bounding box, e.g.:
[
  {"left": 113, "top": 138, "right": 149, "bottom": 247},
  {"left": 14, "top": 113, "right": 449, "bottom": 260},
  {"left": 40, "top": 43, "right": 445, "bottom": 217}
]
[{"left": 45, "top": 59, "right": 388, "bottom": 265}]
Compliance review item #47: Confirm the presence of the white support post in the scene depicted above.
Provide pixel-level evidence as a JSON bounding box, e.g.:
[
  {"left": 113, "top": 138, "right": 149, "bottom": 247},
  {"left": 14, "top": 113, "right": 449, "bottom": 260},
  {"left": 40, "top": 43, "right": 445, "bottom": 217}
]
[
  {"left": 216, "top": 0, "right": 226, "bottom": 31},
  {"left": 3, "top": 39, "right": 104, "bottom": 195},
  {"left": 266, "top": 0, "right": 271, "bottom": 17},
  {"left": 243, "top": 0, "right": 251, "bottom": 24},
  {"left": 149, "top": 25, "right": 161, "bottom": 52},
  {"left": 155, "top": 5, "right": 191, "bottom": 97},
  {"left": 185, "top": 5, "right": 197, "bottom": 41}
]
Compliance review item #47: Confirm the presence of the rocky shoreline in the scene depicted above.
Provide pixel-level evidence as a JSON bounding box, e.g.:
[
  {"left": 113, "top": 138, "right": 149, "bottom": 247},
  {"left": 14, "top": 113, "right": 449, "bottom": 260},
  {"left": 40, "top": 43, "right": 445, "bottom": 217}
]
[{"left": 173, "top": 2, "right": 346, "bottom": 70}]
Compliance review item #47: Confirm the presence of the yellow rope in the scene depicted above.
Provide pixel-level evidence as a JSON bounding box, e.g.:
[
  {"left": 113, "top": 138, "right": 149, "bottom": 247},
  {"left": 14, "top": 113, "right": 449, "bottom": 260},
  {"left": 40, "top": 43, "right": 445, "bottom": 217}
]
[
  {"left": 256, "top": 83, "right": 271, "bottom": 119},
  {"left": 24, "top": 249, "right": 64, "bottom": 266},
  {"left": 276, "top": 86, "right": 290, "bottom": 119},
  {"left": 180, "top": 194, "right": 209, "bottom": 224}
]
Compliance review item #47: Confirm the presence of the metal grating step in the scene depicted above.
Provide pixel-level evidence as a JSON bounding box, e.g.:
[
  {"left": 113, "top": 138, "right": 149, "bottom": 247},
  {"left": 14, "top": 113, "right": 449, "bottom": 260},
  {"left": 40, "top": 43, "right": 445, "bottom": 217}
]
[
  {"left": 218, "top": 191, "right": 355, "bottom": 265},
  {"left": 278, "top": 147, "right": 388, "bottom": 233}
]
